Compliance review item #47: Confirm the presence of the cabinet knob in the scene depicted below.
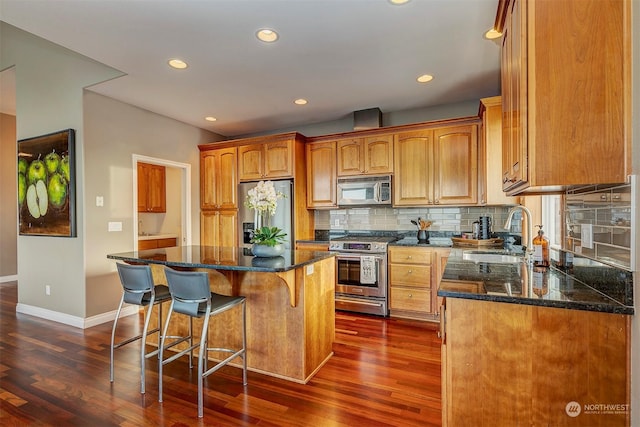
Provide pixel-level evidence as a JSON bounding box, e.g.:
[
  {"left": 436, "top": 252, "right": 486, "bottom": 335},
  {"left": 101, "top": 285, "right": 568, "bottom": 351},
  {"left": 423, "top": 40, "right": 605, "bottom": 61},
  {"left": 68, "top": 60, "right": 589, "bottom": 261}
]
[
  {"left": 407, "top": 255, "right": 412, "bottom": 259},
  {"left": 435, "top": 199, "right": 440, "bottom": 204},
  {"left": 408, "top": 270, "right": 413, "bottom": 274},
  {"left": 408, "top": 293, "right": 413, "bottom": 298}
]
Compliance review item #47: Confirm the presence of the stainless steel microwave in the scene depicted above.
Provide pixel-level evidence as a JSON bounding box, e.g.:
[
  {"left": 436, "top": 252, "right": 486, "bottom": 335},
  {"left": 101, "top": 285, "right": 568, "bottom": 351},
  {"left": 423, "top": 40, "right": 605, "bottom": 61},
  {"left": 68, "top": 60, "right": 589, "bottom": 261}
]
[{"left": 337, "top": 175, "right": 392, "bottom": 206}]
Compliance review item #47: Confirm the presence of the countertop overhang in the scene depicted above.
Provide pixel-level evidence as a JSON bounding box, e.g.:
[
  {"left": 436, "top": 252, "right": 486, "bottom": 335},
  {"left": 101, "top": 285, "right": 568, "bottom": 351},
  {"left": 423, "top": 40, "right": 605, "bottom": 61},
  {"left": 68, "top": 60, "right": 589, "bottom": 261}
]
[{"left": 107, "top": 245, "right": 335, "bottom": 273}]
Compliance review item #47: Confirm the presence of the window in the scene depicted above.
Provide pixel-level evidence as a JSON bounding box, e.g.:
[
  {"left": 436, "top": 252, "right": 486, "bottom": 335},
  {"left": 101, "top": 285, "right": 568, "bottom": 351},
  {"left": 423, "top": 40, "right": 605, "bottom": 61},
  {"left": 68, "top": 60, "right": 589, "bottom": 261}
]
[{"left": 541, "top": 194, "right": 562, "bottom": 248}]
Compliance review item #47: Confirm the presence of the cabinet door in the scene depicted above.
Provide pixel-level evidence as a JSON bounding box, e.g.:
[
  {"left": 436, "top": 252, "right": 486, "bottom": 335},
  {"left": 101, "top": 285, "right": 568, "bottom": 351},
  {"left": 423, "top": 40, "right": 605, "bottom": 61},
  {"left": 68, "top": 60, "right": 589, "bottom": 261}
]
[
  {"left": 201, "top": 147, "right": 237, "bottom": 210},
  {"left": 137, "top": 162, "right": 166, "bottom": 212},
  {"left": 336, "top": 138, "right": 364, "bottom": 176},
  {"left": 217, "top": 210, "right": 238, "bottom": 248},
  {"left": 238, "top": 144, "right": 264, "bottom": 181},
  {"left": 364, "top": 134, "right": 393, "bottom": 175},
  {"left": 217, "top": 148, "right": 238, "bottom": 209},
  {"left": 147, "top": 164, "right": 166, "bottom": 212},
  {"left": 433, "top": 124, "right": 478, "bottom": 205},
  {"left": 501, "top": 0, "right": 527, "bottom": 192},
  {"left": 137, "top": 163, "right": 149, "bottom": 212},
  {"left": 200, "top": 210, "right": 217, "bottom": 246},
  {"left": 393, "top": 130, "right": 433, "bottom": 206},
  {"left": 306, "top": 141, "right": 337, "bottom": 208},
  {"left": 264, "top": 141, "right": 293, "bottom": 178},
  {"left": 480, "top": 97, "right": 518, "bottom": 205}
]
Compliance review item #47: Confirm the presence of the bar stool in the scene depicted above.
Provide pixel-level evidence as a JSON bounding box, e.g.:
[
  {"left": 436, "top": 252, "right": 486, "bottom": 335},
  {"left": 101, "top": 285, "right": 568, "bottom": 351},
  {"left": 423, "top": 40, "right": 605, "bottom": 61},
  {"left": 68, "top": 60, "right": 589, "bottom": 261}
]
[
  {"left": 110, "top": 262, "right": 172, "bottom": 394},
  {"left": 159, "top": 268, "right": 247, "bottom": 418}
]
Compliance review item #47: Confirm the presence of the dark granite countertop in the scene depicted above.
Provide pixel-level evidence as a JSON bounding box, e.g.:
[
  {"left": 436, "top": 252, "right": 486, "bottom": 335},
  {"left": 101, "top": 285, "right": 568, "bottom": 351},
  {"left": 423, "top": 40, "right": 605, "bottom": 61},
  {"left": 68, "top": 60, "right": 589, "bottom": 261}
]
[
  {"left": 390, "top": 237, "right": 453, "bottom": 248},
  {"left": 107, "top": 245, "right": 335, "bottom": 273},
  {"left": 438, "top": 250, "right": 634, "bottom": 315}
]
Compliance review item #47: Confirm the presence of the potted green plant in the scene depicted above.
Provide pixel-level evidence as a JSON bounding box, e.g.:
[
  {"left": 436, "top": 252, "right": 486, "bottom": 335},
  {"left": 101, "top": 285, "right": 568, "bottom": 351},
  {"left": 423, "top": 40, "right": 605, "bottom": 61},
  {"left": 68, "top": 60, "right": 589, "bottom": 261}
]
[
  {"left": 245, "top": 181, "right": 287, "bottom": 257},
  {"left": 250, "top": 226, "right": 287, "bottom": 257}
]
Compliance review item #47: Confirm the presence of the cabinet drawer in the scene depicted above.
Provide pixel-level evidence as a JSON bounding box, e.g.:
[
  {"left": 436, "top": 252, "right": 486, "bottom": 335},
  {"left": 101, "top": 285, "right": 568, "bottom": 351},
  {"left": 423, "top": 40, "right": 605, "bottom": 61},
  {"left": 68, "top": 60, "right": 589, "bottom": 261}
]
[
  {"left": 138, "top": 239, "right": 158, "bottom": 250},
  {"left": 388, "top": 247, "right": 433, "bottom": 264},
  {"left": 138, "top": 237, "right": 177, "bottom": 251},
  {"left": 156, "top": 238, "right": 177, "bottom": 248},
  {"left": 389, "top": 264, "right": 431, "bottom": 287},
  {"left": 390, "top": 288, "right": 430, "bottom": 312}
]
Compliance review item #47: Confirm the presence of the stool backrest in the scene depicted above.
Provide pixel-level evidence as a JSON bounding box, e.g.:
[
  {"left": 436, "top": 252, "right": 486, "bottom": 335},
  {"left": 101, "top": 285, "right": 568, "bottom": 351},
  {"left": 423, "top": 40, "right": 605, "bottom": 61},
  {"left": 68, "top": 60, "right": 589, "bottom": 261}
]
[
  {"left": 164, "top": 269, "right": 211, "bottom": 317},
  {"left": 116, "top": 263, "right": 155, "bottom": 305}
]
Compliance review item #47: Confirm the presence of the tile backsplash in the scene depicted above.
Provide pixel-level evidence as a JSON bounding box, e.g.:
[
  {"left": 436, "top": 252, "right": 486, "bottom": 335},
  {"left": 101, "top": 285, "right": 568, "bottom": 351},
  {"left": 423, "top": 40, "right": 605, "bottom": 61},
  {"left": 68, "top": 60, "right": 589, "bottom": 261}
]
[
  {"left": 315, "top": 205, "right": 518, "bottom": 235},
  {"left": 565, "top": 183, "right": 632, "bottom": 270}
]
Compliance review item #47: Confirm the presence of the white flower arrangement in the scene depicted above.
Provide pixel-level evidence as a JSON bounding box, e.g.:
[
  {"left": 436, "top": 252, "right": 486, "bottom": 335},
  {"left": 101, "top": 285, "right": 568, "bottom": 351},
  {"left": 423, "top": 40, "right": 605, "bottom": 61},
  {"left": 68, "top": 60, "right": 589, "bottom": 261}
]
[
  {"left": 244, "top": 180, "right": 284, "bottom": 217},
  {"left": 244, "top": 181, "right": 286, "bottom": 239}
]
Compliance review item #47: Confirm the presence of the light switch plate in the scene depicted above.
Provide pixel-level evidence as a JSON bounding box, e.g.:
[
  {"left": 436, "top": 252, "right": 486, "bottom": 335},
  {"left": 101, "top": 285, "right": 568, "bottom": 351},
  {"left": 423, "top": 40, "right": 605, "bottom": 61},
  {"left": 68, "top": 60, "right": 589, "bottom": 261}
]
[
  {"left": 108, "top": 221, "right": 122, "bottom": 232},
  {"left": 306, "top": 264, "right": 314, "bottom": 275},
  {"left": 96, "top": 196, "right": 104, "bottom": 207}
]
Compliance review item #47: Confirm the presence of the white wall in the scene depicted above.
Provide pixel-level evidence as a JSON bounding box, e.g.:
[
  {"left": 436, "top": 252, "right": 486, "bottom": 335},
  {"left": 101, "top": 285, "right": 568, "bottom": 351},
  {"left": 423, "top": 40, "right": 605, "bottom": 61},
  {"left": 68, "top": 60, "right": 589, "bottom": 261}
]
[
  {"left": 83, "top": 91, "right": 221, "bottom": 317},
  {"left": 1, "top": 22, "right": 223, "bottom": 323},
  {"left": 1, "top": 22, "right": 123, "bottom": 319}
]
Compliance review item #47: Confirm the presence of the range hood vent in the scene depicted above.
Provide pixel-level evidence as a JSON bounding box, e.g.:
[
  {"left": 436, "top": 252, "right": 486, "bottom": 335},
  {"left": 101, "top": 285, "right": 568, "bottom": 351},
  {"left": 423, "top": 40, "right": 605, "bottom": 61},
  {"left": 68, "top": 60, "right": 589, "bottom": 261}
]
[{"left": 353, "top": 108, "right": 382, "bottom": 131}]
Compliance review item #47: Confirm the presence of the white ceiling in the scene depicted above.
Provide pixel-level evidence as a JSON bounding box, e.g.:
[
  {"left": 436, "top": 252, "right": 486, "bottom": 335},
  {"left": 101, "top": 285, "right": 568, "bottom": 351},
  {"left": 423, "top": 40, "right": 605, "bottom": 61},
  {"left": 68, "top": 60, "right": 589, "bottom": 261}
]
[{"left": 1, "top": 0, "right": 501, "bottom": 137}]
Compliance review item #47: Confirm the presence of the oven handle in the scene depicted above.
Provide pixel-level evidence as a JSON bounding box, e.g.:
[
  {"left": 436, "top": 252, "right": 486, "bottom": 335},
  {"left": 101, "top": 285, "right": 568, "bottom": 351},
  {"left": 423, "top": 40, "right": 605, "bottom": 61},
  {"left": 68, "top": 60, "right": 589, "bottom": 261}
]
[
  {"left": 335, "top": 296, "right": 384, "bottom": 307},
  {"left": 335, "top": 254, "right": 385, "bottom": 261}
]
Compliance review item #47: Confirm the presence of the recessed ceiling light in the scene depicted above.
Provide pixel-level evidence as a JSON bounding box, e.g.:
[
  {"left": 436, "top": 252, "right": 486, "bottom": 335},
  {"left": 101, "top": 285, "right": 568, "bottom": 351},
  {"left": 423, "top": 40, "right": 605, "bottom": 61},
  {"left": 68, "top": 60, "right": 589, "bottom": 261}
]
[
  {"left": 484, "top": 28, "right": 502, "bottom": 40},
  {"left": 256, "top": 29, "right": 279, "bottom": 43},
  {"left": 205, "top": 116, "right": 217, "bottom": 122},
  {"left": 389, "top": 0, "right": 410, "bottom": 4},
  {"left": 294, "top": 98, "right": 308, "bottom": 105},
  {"left": 168, "top": 58, "right": 188, "bottom": 69},
  {"left": 417, "top": 74, "right": 434, "bottom": 83}
]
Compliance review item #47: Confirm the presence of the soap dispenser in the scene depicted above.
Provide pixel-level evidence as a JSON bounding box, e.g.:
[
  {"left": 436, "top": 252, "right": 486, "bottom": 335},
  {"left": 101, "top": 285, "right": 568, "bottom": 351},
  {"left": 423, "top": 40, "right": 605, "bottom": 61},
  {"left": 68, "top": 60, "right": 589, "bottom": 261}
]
[{"left": 532, "top": 225, "right": 550, "bottom": 267}]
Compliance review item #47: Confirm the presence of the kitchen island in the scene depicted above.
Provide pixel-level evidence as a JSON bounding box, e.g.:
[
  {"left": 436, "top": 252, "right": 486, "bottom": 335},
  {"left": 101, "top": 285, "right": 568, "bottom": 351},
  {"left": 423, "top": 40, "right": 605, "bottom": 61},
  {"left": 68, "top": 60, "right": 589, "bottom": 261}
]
[
  {"left": 438, "top": 250, "right": 632, "bottom": 426},
  {"left": 108, "top": 246, "right": 336, "bottom": 383}
]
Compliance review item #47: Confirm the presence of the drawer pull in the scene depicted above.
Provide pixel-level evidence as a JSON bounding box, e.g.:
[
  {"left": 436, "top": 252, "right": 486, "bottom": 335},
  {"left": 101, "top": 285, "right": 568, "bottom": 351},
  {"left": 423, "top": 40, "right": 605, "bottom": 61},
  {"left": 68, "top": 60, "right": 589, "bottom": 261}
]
[
  {"left": 407, "top": 255, "right": 412, "bottom": 259},
  {"left": 408, "top": 270, "right": 412, "bottom": 274}
]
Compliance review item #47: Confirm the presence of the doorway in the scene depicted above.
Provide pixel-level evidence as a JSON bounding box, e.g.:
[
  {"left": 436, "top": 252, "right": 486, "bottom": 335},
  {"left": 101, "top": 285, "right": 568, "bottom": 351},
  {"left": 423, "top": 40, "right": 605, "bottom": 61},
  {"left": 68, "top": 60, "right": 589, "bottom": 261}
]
[{"left": 132, "top": 154, "right": 192, "bottom": 247}]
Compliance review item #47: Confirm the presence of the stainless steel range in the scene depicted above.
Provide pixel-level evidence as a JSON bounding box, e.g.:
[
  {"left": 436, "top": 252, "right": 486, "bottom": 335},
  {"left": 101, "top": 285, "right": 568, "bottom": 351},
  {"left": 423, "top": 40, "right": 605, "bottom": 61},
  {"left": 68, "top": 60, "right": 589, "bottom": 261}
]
[{"left": 329, "top": 235, "right": 397, "bottom": 316}]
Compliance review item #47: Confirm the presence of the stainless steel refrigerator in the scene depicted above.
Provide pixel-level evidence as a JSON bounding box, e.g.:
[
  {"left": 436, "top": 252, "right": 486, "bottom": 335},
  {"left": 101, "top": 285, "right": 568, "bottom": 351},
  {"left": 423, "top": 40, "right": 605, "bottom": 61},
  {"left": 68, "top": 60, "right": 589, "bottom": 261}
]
[{"left": 238, "top": 180, "right": 293, "bottom": 249}]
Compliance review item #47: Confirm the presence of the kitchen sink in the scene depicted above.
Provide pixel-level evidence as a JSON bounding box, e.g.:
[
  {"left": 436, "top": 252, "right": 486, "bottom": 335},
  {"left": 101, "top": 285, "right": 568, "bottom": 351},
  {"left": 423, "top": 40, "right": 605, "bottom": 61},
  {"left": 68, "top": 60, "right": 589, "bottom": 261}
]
[{"left": 462, "top": 252, "right": 522, "bottom": 264}]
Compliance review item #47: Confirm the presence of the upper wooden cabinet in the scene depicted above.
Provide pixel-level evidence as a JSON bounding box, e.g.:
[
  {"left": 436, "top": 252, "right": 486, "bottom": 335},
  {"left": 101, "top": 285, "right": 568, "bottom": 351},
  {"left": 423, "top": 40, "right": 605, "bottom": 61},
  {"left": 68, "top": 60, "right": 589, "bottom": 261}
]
[
  {"left": 137, "top": 162, "right": 166, "bottom": 213},
  {"left": 336, "top": 135, "right": 393, "bottom": 176},
  {"left": 200, "top": 147, "right": 237, "bottom": 210},
  {"left": 306, "top": 141, "right": 337, "bottom": 208},
  {"left": 497, "top": 0, "right": 631, "bottom": 195},
  {"left": 479, "top": 97, "right": 517, "bottom": 205},
  {"left": 394, "top": 123, "right": 478, "bottom": 206},
  {"left": 238, "top": 140, "right": 293, "bottom": 181}
]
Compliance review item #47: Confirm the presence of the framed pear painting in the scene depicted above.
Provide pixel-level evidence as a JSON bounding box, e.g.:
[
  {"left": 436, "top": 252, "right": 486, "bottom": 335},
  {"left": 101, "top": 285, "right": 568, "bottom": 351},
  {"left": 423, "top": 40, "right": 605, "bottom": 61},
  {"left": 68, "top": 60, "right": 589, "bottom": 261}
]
[{"left": 18, "top": 129, "right": 76, "bottom": 237}]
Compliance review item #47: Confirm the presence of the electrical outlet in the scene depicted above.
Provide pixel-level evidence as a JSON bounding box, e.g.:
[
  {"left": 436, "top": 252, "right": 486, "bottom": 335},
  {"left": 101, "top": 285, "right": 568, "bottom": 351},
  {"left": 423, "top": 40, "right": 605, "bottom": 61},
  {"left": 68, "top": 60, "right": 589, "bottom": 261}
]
[
  {"left": 45, "top": 285, "right": 51, "bottom": 296},
  {"left": 334, "top": 219, "right": 340, "bottom": 226}
]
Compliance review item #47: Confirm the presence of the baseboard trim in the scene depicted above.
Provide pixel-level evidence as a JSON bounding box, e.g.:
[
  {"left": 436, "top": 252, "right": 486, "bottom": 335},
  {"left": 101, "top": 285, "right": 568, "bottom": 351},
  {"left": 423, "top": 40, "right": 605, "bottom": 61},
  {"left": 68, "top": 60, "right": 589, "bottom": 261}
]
[
  {"left": 15, "top": 303, "right": 139, "bottom": 329},
  {"left": 0, "top": 275, "right": 18, "bottom": 283}
]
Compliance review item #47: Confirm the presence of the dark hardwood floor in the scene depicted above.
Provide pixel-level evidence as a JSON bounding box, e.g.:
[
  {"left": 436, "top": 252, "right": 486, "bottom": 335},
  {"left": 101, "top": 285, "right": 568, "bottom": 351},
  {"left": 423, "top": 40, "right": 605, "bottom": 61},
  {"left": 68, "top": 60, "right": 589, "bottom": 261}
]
[{"left": 0, "top": 282, "right": 442, "bottom": 426}]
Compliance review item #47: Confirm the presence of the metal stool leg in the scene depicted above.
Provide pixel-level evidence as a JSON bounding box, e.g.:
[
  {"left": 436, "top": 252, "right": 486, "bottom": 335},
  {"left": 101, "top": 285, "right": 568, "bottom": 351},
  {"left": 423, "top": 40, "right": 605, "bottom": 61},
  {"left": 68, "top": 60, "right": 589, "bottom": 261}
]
[{"left": 109, "top": 296, "right": 126, "bottom": 383}]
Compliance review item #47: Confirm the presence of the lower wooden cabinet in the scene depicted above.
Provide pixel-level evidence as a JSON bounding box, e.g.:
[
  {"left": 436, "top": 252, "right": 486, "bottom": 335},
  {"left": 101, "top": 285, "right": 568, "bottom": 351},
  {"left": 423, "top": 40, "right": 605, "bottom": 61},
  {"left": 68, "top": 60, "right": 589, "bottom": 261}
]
[
  {"left": 137, "top": 237, "right": 177, "bottom": 251},
  {"left": 388, "top": 246, "right": 449, "bottom": 321},
  {"left": 440, "top": 296, "right": 630, "bottom": 426},
  {"left": 200, "top": 210, "right": 238, "bottom": 263}
]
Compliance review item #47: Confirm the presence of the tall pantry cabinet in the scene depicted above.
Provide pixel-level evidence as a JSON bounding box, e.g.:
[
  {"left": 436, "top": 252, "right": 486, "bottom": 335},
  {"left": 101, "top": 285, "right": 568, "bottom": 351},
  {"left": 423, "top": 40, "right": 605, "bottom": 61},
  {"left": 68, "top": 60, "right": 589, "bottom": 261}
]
[{"left": 199, "top": 146, "right": 238, "bottom": 252}]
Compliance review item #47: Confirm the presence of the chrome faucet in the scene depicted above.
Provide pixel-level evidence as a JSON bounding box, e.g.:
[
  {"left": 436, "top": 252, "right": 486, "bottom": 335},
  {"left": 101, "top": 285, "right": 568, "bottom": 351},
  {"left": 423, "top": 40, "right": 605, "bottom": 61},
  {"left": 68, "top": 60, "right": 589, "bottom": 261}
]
[{"left": 504, "top": 205, "right": 533, "bottom": 261}]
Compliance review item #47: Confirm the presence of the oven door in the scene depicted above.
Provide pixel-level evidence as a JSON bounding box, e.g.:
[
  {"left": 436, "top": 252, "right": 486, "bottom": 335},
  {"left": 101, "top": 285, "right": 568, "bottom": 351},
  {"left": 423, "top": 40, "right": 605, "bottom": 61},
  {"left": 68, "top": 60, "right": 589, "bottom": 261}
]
[{"left": 335, "top": 253, "right": 387, "bottom": 299}]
